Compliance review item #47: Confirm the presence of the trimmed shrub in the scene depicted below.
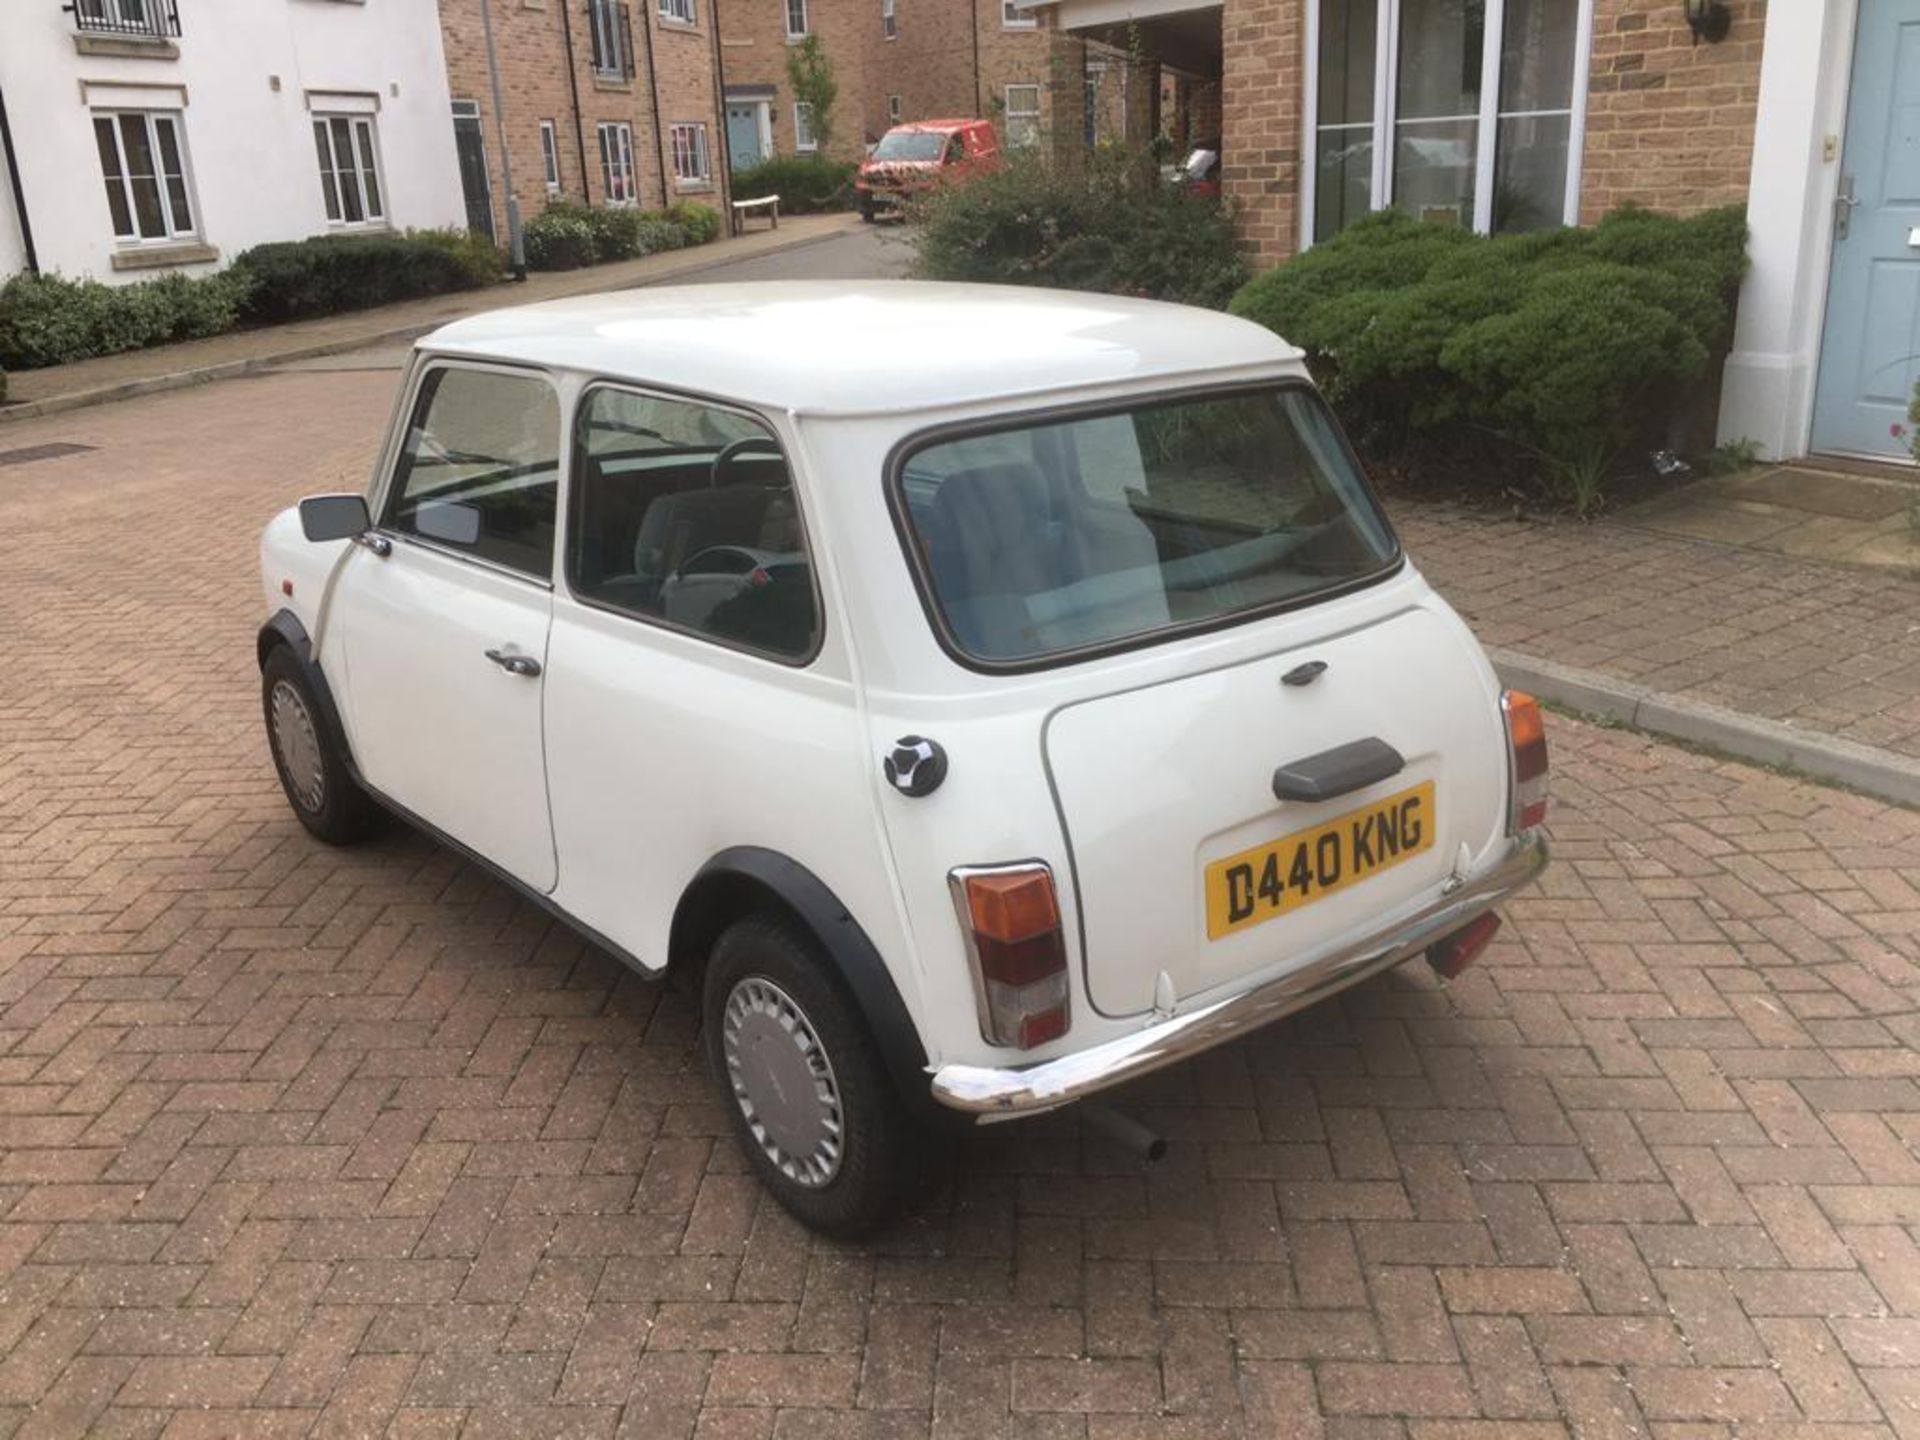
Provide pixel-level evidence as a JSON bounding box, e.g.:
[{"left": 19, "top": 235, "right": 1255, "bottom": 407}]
[
  {"left": 910, "top": 149, "right": 1249, "bottom": 311},
  {"left": 232, "top": 229, "right": 501, "bottom": 323},
  {"left": 1227, "top": 205, "right": 1749, "bottom": 513},
  {"left": 635, "top": 214, "right": 687, "bottom": 254},
  {"left": 667, "top": 200, "right": 722, "bottom": 245},
  {"left": 586, "top": 205, "right": 648, "bottom": 262},
  {"left": 733, "top": 154, "right": 857, "bottom": 213},
  {"left": 0, "top": 268, "right": 249, "bottom": 370},
  {"left": 524, "top": 204, "right": 598, "bottom": 270}
]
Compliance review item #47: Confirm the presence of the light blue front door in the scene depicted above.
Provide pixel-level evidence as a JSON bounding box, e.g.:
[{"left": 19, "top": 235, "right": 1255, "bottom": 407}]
[
  {"left": 726, "top": 104, "right": 764, "bottom": 169},
  {"left": 1812, "top": 0, "right": 1920, "bottom": 459}
]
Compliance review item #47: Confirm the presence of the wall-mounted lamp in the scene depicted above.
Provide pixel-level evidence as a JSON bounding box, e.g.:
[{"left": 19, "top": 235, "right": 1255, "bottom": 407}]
[{"left": 1685, "top": 0, "right": 1732, "bottom": 44}]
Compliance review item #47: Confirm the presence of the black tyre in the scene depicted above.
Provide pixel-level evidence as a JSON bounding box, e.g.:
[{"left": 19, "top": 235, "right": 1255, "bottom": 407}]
[
  {"left": 261, "top": 645, "right": 385, "bottom": 845},
  {"left": 703, "top": 914, "right": 923, "bottom": 1237}
]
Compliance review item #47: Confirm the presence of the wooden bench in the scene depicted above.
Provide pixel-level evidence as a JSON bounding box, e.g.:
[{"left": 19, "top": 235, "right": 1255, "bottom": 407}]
[{"left": 730, "top": 194, "right": 780, "bottom": 236}]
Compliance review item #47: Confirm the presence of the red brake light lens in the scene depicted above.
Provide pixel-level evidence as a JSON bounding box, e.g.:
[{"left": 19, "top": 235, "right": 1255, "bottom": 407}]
[
  {"left": 952, "top": 864, "right": 1071, "bottom": 1050},
  {"left": 1502, "top": 690, "right": 1550, "bottom": 831}
]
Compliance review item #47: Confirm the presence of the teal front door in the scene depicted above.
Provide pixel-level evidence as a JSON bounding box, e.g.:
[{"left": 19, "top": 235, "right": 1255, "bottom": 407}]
[
  {"left": 1813, "top": 0, "right": 1920, "bottom": 460},
  {"left": 726, "top": 104, "right": 764, "bottom": 169}
]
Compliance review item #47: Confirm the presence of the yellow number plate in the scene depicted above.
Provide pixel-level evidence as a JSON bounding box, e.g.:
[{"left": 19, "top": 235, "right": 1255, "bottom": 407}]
[{"left": 1205, "top": 781, "right": 1436, "bottom": 940}]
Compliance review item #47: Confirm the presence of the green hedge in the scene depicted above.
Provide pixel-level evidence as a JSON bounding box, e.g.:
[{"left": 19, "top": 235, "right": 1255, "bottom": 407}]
[
  {"left": 232, "top": 228, "right": 502, "bottom": 324},
  {"left": 910, "top": 149, "right": 1249, "bottom": 311},
  {"left": 523, "top": 199, "right": 720, "bottom": 271},
  {"left": 1228, "top": 205, "right": 1749, "bottom": 513},
  {"left": 733, "top": 155, "right": 858, "bottom": 213},
  {"left": 0, "top": 269, "right": 248, "bottom": 370}
]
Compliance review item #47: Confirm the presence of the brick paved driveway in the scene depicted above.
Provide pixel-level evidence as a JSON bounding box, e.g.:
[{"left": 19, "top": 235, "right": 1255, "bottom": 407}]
[{"left": 1, "top": 371, "right": 1918, "bottom": 1438}]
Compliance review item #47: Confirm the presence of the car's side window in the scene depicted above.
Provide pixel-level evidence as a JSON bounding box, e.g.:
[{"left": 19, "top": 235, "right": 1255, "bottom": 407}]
[
  {"left": 569, "top": 385, "right": 821, "bottom": 662},
  {"left": 385, "top": 364, "right": 562, "bottom": 581}
]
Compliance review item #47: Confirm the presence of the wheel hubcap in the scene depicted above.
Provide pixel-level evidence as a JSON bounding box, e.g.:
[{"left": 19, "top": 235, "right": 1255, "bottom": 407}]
[
  {"left": 269, "top": 680, "right": 325, "bottom": 814},
  {"left": 722, "top": 976, "right": 844, "bottom": 1188}
]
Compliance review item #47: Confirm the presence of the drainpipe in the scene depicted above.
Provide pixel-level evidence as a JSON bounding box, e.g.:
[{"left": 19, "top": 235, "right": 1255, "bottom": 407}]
[
  {"left": 478, "top": 0, "right": 527, "bottom": 277},
  {"left": 707, "top": 0, "right": 732, "bottom": 208},
  {"left": 971, "top": 0, "right": 982, "bottom": 117},
  {"left": 0, "top": 81, "right": 38, "bottom": 275},
  {"left": 637, "top": 0, "right": 671, "bottom": 208},
  {"left": 559, "top": 0, "right": 593, "bottom": 200}
]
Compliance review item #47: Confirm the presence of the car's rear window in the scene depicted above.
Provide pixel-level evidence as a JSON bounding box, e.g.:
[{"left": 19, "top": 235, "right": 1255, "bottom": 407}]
[{"left": 893, "top": 386, "right": 1399, "bottom": 667}]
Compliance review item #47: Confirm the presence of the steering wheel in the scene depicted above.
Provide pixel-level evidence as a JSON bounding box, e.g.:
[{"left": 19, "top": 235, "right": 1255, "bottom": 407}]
[{"left": 710, "top": 436, "right": 783, "bottom": 489}]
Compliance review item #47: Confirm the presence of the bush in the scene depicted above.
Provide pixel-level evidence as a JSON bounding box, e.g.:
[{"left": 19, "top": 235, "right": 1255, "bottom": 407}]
[
  {"left": 524, "top": 204, "right": 598, "bottom": 270},
  {"left": 909, "top": 149, "right": 1249, "bottom": 311},
  {"left": 232, "top": 229, "right": 501, "bottom": 323},
  {"left": 0, "top": 268, "right": 248, "bottom": 370},
  {"left": 733, "top": 155, "right": 857, "bottom": 213},
  {"left": 667, "top": 200, "right": 722, "bottom": 245},
  {"left": 1227, "top": 205, "right": 1749, "bottom": 513}
]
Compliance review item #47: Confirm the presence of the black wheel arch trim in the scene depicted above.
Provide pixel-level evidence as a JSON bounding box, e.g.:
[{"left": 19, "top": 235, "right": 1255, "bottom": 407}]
[
  {"left": 682, "top": 846, "right": 939, "bottom": 1121},
  {"left": 257, "top": 609, "right": 355, "bottom": 775}
]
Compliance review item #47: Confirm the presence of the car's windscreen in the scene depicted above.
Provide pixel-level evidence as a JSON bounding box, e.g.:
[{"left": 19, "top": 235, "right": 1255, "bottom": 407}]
[
  {"left": 894, "top": 387, "right": 1398, "bottom": 665},
  {"left": 873, "top": 131, "right": 945, "bottom": 161}
]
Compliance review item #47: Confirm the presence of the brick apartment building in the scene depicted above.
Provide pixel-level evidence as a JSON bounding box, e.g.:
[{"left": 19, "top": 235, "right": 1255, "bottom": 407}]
[
  {"left": 715, "top": 0, "right": 1150, "bottom": 169},
  {"left": 1021, "top": 0, "right": 1918, "bottom": 467},
  {"left": 438, "top": 0, "right": 728, "bottom": 244}
]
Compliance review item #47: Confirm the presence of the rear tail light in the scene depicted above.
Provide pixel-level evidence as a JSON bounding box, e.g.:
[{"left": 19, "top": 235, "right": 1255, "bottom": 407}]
[
  {"left": 950, "top": 863, "right": 1071, "bottom": 1050},
  {"left": 1502, "top": 689, "right": 1549, "bottom": 832},
  {"left": 1427, "top": 912, "right": 1501, "bottom": 979}
]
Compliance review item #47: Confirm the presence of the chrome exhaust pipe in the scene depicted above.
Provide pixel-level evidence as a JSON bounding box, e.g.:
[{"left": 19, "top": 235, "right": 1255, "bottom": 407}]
[{"left": 1082, "top": 1104, "right": 1168, "bottom": 1163}]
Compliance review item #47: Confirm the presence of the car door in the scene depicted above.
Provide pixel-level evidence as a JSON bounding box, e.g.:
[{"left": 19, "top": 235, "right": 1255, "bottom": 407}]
[{"left": 326, "top": 359, "right": 562, "bottom": 892}]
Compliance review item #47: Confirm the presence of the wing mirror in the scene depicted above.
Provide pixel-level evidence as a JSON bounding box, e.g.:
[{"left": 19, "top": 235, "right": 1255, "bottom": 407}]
[{"left": 299, "top": 494, "right": 372, "bottom": 543}]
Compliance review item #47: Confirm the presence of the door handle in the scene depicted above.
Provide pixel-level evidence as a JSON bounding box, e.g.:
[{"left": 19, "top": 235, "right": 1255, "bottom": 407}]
[
  {"left": 1835, "top": 173, "right": 1860, "bottom": 241},
  {"left": 484, "top": 648, "right": 542, "bottom": 678}
]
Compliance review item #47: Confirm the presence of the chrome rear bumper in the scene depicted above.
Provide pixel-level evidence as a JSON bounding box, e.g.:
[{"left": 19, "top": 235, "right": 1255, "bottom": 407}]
[{"left": 928, "top": 831, "right": 1548, "bottom": 1117}]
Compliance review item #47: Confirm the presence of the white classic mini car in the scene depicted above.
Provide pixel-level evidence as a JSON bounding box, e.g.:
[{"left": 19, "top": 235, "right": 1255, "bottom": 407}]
[{"left": 258, "top": 283, "right": 1549, "bottom": 1234}]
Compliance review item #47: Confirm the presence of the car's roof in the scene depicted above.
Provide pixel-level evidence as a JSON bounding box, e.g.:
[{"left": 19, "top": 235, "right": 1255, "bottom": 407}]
[
  {"left": 887, "top": 118, "right": 983, "bottom": 133},
  {"left": 422, "top": 281, "right": 1304, "bottom": 417}
]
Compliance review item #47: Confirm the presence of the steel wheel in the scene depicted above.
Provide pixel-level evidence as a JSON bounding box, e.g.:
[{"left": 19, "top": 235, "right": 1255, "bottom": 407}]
[
  {"left": 722, "top": 975, "right": 844, "bottom": 1188},
  {"left": 269, "top": 678, "right": 325, "bottom": 814}
]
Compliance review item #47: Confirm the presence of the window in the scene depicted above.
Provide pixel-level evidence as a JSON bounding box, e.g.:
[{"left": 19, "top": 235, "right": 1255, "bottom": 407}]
[
  {"left": 888, "top": 94, "right": 903, "bottom": 123},
  {"left": 313, "top": 115, "right": 385, "bottom": 227},
  {"left": 598, "top": 121, "right": 636, "bottom": 204},
  {"left": 793, "top": 102, "right": 817, "bottom": 152},
  {"left": 589, "top": 0, "right": 634, "bottom": 77},
  {"left": 1309, "top": 0, "right": 1588, "bottom": 241},
  {"left": 571, "top": 386, "right": 821, "bottom": 662},
  {"left": 1002, "top": 0, "right": 1035, "bottom": 26},
  {"left": 670, "top": 123, "right": 711, "bottom": 184},
  {"left": 1084, "top": 63, "right": 1104, "bottom": 147},
  {"left": 93, "top": 111, "right": 195, "bottom": 243},
  {"left": 882, "top": 0, "right": 895, "bottom": 38},
  {"left": 660, "top": 0, "right": 696, "bottom": 24},
  {"left": 1003, "top": 85, "right": 1040, "bottom": 149},
  {"left": 786, "top": 0, "right": 807, "bottom": 36},
  {"left": 388, "top": 366, "right": 562, "bottom": 581},
  {"left": 540, "top": 120, "right": 561, "bottom": 192},
  {"left": 893, "top": 387, "right": 1398, "bottom": 667}
]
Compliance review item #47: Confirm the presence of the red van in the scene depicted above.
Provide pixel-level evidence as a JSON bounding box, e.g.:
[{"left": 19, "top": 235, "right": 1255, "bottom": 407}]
[{"left": 855, "top": 119, "right": 1000, "bottom": 221}]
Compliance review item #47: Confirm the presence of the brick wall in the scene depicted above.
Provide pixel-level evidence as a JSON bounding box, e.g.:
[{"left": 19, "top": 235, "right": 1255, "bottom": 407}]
[
  {"left": 863, "top": 0, "right": 976, "bottom": 138},
  {"left": 650, "top": 0, "right": 731, "bottom": 200},
  {"left": 1579, "top": 0, "right": 1765, "bottom": 221},
  {"left": 1219, "top": 0, "right": 1303, "bottom": 264},
  {"left": 718, "top": 0, "right": 874, "bottom": 162}
]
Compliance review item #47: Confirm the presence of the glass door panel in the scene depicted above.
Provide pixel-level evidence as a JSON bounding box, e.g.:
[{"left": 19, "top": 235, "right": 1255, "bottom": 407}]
[
  {"left": 1315, "top": 0, "right": 1377, "bottom": 242},
  {"left": 1393, "top": 0, "right": 1484, "bottom": 228}
]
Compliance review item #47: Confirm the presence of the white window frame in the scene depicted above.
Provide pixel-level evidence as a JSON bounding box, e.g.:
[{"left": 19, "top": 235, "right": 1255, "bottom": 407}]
[
  {"left": 1004, "top": 84, "right": 1040, "bottom": 148},
  {"left": 93, "top": 109, "right": 197, "bottom": 245},
  {"left": 313, "top": 113, "right": 387, "bottom": 228},
  {"left": 659, "top": 0, "right": 696, "bottom": 26},
  {"left": 1300, "top": 0, "right": 1594, "bottom": 247},
  {"left": 669, "top": 122, "right": 711, "bottom": 184},
  {"left": 1002, "top": 0, "right": 1036, "bottom": 28},
  {"left": 597, "top": 120, "right": 637, "bottom": 205},
  {"left": 882, "top": 0, "right": 896, "bottom": 39},
  {"left": 786, "top": 0, "right": 808, "bottom": 37},
  {"left": 888, "top": 94, "right": 903, "bottom": 123},
  {"left": 793, "top": 101, "right": 817, "bottom": 152},
  {"left": 540, "top": 119, "right": 561, "bottom": 192},
  {"left": 589, "top": 0, "right": 631, "bottom": 77}
]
